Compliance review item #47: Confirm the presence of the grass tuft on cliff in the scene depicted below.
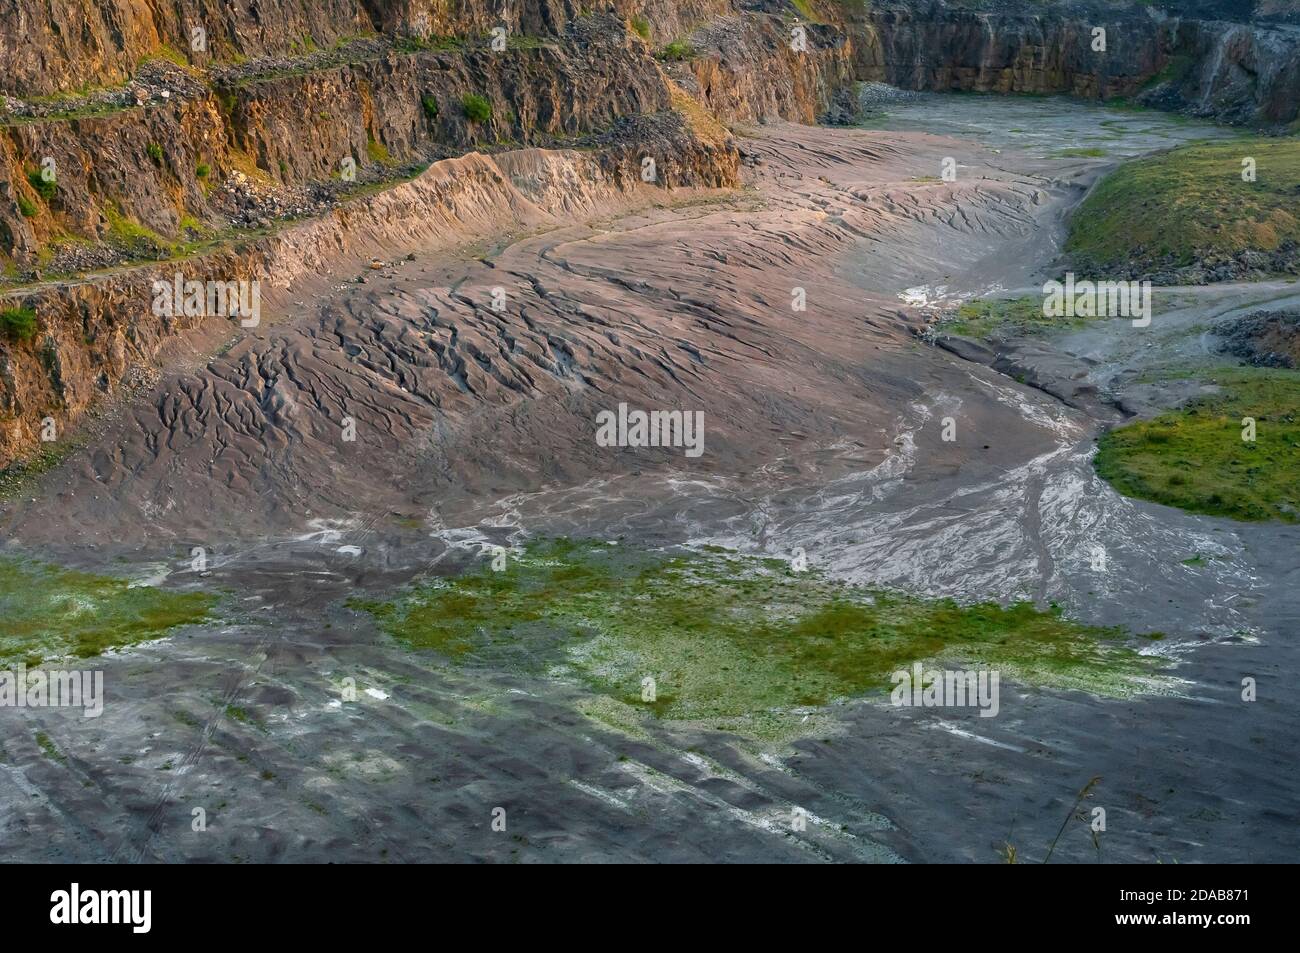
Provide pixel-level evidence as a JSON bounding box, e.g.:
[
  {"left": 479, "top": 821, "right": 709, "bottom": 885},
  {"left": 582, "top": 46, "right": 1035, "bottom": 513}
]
[
  {"left": 1095, "top": 368, "right": 1300, "bottom": 522},
  {"left": 461, "top": 93, "right": 492, "bottom": 124},
  {"left": 350, "top": 540, "right": 1167, "bottom": 738},
  {"left": 0, "top": 305, "right": 39, "bottom": 342},
  {"left": 0, "top": 557, "right": 216, "bottom": 666},
  {"left": 25, "top": 168, "right": 57, "bottom": 202},
  {"left": 657, "top": 41, "right": 695, "bottom": 62},
  {"left": 1066, "top": 136, "right": 1300, "bottom": 277}
]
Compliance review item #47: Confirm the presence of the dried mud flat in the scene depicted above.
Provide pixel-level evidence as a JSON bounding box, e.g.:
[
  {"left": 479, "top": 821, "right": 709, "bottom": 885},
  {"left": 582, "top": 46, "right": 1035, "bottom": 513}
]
[{"left": 2, "top": 101, "right": 1297, "bottom": 863}]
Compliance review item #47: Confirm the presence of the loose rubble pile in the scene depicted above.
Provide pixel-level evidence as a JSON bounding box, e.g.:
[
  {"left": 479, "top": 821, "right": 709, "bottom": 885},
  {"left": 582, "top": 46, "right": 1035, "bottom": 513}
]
[{"left": 1214, "top": 308, "right": 1300, "bottom": 368}]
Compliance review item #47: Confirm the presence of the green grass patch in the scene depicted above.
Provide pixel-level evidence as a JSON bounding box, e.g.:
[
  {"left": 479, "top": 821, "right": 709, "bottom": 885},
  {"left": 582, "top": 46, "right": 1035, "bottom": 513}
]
[
  {"left": 365, "top": 135, "right": 391, "bottom": 164},
  {"left": 658, "top": 40, "right": 695, "bottom": 62},
  {"left": 1066, "top": 136, "right": 1300, "bottom": 275},
  {"left": 0, "top": 557, "right": 216, "bottom": 666},
  {"left": 17, "top": 195, "right": 37, "bottom": 218},
  {"left": 461, "top": 93, "right": 492, "bottom": 124},
  {"left": 1095, "top": 368, "right": 1300, "bottom": 522},
  {"left": 35, "top": 731, "right": 65, "bottom": 763},
  {"left": 506, "top": 35, "right": 549, "bottom": 50},
  {"left": 103, "top": 201, "right": 175, "bottom": 257},
  {"left": 26, "top": 168, "right": 57, "bottom": 202},
  {"left": 939, "top": 295, "right": 1084, "bottom": 341},
  {"left": 0, "top": 305, "right": 38, "bottom": 342},
  {"left": 351, "top": 540, "right": 1165, "bottom": 736},
  {"left": 790, "top": 0, "right": 827, "bottom": 23},
  {"left": 392, "top": 35, "right": 463, "bottom": 54},
  {"left": 145, "top": 44, "right": 190, "bottom": 68},
  {"left": 421, "top": 94, "right": 439, "bottom": 121},
  {"left": 629, "top": 16, "right": 651, "bottom": 40}
]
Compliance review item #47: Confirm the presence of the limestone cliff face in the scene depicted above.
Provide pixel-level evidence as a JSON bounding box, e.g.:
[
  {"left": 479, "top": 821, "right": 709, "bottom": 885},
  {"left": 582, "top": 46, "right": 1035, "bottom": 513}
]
[
  {"left": 0, "top": 0, "right": 373, "bottom": 97},
  {"left": 859, "top": 5, "right": 1169, "bottom": 99},
  {"left": 673, "top": 16, "right": 858, "bottom": 123},
  {"left": 1146, "top": 16, "right": 1300, "bottom": 124},
  {"left": 0, "top": 0, "right": 732, "bottom": 97},
  {"left": 659, "top": 1, "right": 1300, "bottom": 129},
  {"left": 856, "top": 2, "right": 1300, "bottom": 126},
  {"left": 0, "top": 23, "right": 675, "bottom": 268}
]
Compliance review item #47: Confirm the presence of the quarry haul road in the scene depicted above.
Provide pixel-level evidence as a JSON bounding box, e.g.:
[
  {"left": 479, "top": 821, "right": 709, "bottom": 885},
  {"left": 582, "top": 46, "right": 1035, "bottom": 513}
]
[{"left": 1, "top": 99, "right": 1296, "bottom": 863}]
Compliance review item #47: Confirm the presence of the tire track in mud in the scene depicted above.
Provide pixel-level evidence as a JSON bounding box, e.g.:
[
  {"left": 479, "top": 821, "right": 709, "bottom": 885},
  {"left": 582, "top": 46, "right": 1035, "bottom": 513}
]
[{"left": 109, "top": 642, "right": 276, "bottom": 863}]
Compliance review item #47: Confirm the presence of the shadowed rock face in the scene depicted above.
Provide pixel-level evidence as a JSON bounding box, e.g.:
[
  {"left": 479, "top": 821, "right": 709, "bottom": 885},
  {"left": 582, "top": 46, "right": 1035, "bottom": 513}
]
[{"left": 857, "top": 2, "right": 1300, "bottom": 125}]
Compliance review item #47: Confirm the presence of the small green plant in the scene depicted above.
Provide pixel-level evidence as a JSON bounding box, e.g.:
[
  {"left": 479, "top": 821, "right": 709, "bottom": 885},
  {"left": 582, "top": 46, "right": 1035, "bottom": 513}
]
[
  {"left": 151, "top": 44, "right": 189, "bottom": 68},
  {"left": 146, "top": 142, "right": 164, "bottom": 165},
  {"left": 421, "top": 94, "right": 439, "bottom": 121},
  {"left": 630, "top": 16, "right": 651, "bottom": 40},
  {"left": 366, "top": 135, "right": 391, "bottom": 163},
  {"left": 461, "top": 93, "right": 492, "bottom": 123},
  {"left": 1044, "top": 776, "right": 1104, "bottom": 863},
  {"left": 17, "top": 196, "right": 37, "bottom": 218},
  {"left": 658, "top": 40, "right": 694, "bottom": 62},
  {"left": 26, "top": 168, "right": 57, "bottom": 202},
  {"left": 0, "top": 305, "right": 38, "bottom": 342},
  {"left": 214, "top": 88, "right": 238, "bottom": 115},
  {"left": 195, "top": 162, "right": 211, "bottom": 179}
]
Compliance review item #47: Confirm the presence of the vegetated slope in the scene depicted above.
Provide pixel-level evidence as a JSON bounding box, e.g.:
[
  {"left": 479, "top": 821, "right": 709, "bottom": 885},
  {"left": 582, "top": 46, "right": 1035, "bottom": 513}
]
[{"left": 1065, "top": 136, "right": 1300, "bottom": 283}]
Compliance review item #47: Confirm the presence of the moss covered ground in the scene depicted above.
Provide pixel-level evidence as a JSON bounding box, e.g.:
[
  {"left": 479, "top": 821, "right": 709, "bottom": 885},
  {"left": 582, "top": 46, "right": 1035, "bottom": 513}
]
[
  {"left": 1095, "top": 368, "right": 1300, "bottom": 522},
  {"left": 939, "top": 295, "right": 1091, "bottom": 341},
  {"left": 351, "top": 540, "right": 1167, "bottom": 736},
  {"left": 0, "top": 557, "right": 215, "bottom": 665}
]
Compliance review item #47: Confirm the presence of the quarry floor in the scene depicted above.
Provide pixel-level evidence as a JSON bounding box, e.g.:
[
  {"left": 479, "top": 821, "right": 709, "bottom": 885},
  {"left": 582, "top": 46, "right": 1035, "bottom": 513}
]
[{"left": 1, "top": 97, "right": 1297, "bottom": 863}]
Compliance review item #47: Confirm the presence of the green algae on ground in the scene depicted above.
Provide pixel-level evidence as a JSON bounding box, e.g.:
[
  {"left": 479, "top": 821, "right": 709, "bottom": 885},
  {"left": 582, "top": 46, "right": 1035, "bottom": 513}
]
[
  {"left": 1095, "top": 368, "right": 1300, "bottom": 522},
  {"left": 0, "top": 557, "right": 215, "bottom": 665},
  {"left": 352, "top": 540, "right": 1165, "bottom": 729},
  {"left": 940, "top": 296, "right": 1089, "bottom": 341}
]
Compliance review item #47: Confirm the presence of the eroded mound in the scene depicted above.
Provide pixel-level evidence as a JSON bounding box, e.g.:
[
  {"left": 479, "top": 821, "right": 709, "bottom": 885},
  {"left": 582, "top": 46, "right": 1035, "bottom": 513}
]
[{"left": 1215, "top": 308, "right": 1300, "bottom": 368}]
